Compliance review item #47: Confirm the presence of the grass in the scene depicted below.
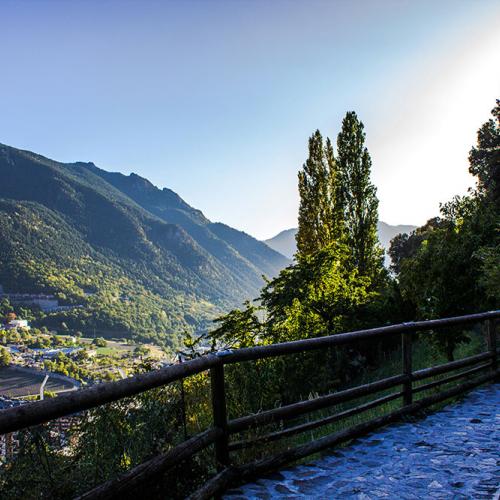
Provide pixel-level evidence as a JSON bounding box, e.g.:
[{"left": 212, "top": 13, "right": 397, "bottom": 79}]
[
  {"left": 95, "top": 347, "right": 115, "bottom": 355},
  {"left": 231, "top": 329, "right": 491, "bottom": 466},
  {"left": 79, "top": 337, "right": 167, "bottom": 359}
]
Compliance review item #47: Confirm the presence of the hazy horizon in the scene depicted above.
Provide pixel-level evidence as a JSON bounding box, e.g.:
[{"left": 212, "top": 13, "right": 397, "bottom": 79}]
[{"left": 1, "top": 0, "right": 499, "bottom": 240}]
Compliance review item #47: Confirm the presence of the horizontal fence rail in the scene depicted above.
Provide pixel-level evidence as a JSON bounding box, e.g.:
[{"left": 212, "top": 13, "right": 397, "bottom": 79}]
[
  {"left": 0, "top": 310, "right": 498, "bottom": 500},
  {"left": 0, "top": 353, "right": 221, "bottom": 435},
  {"left": 219, "top": 310, "right": 500, "bottom": 364},
  {"left": 412, "top": 363, "right": 491, "bottom": 394},
  {"left": 227, "top": 374, "right": 407, "bottom": 434},
  {"left": 228, "top": 391, "right": 404, "bottom": 451},
  {"left": 412, "top": 351, "right": 493, "bottom": 380}
]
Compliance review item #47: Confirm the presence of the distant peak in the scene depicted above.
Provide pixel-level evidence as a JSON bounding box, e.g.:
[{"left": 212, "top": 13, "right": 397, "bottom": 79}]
[
  {"left": 128, "top": 172, "right": 156, "bottom": 191},
  {"left": 75, "top": 161, "right": 97, "bottom": 169}
]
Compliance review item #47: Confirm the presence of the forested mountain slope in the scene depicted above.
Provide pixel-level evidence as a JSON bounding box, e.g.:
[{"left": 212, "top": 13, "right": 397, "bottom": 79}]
[
  {"left": 76, "top": 163, "right": 288, "bottom": 281},
  {"left": 0, "top": 143, "right": 289, "bottom": 346}
]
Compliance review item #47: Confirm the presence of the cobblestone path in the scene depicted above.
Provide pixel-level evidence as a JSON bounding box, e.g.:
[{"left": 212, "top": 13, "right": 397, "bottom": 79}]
[{"left": 225, "top": 383, "right": 499, "bottom": 499}]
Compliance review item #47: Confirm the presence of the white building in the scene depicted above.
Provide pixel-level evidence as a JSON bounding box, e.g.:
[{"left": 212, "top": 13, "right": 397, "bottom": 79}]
[{"left": 6, "top": 319, "right": 30, "bottom": 330}]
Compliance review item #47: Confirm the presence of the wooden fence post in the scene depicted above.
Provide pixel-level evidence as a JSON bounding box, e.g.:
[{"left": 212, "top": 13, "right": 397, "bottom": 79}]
[
  {"left": 402, "top": 332, "right": 413, "bottom": 405},
  {"left": 178, "top": 355, "right": 188, "bottom": 441},
  {"left": 210, "top": 363, "right": 229, "bottom": 470},
  {"left": 486, "top": 319, "right": 498, "bottom": 379}
]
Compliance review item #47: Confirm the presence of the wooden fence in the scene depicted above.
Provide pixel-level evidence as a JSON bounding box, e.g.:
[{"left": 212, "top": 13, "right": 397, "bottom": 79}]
[{"left": 0, "top": 310, "right": 498, "bottom": 499}]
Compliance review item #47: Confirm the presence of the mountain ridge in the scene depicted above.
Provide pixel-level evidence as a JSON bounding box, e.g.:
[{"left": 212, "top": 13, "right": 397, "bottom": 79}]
[
  {"left": 73, "top": 161, "right": 289, "bottom": 281},
  {"left": 264, "top": 222, "right": 418, "bottom": 263}
]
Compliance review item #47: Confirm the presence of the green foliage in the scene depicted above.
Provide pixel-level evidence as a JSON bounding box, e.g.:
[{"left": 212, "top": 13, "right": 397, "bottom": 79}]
[
  {"left": 203, "top": 112, "right": 388, "bottom": 357},
  {"left": 92, "top": 337, "right": 107, "bottom": 348},
  {"left": 196, "top": 115, "right": 393, "bottom": 398},
  {"left": 296, "top": 113, "right": 384, "bottom": 287},
  {"left": 296, "top": 131, "right": 343, "bottom": 256},
  {"left": 208, "top": 301, "right": 263, "bottom": 349},
  {"left": 43, "top": 353, "right": 90, "bottom": 382},
  {"left": 133, "top": 345, "right": 151, "bottom": 358},
  {"left": 260, "top": 243, "right": 374, "bottom": 342},
  {"left": 0, "top": 382, "right": 209, "bottom": 499},
  {"left": 388, "top": 218, "right": 442, "bottom": 274},
  {"left": 0, "top": 198, "right": 211, "bottom": 348},
  {"left": 468, "top": 98, "right": 500, "bottom": 205},
  {"left": 2, "top": 102, "right": 498, "bottom": 497},
  {"left": 336, "top": 112, "right": 384, "bottom": 280},
  {"left": 0, "top": 346, "right": 11, "bottom": 366},
  {"left": 0, "top": 298, "right": 14, "bottom": 316},
  {"left": 394, "top": 196, "right": 497, "bottom": 360},
  {"left": 197, "top": 243, "right": 379, "bottom": 358},
  {"left": 476, "top": 244, "right": 500, "bottom": 299}
]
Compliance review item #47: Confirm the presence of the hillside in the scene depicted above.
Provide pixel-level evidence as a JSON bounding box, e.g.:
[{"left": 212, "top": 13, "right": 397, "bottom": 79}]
[
  {"left": 0, "top": 143, "right": 289, "bottom": 347},
  {"left": 76, "top": 164, "right": 288, "bottom": 281},
  {"left": 264, "top": 222, "right": 417, "bottom": 263}
]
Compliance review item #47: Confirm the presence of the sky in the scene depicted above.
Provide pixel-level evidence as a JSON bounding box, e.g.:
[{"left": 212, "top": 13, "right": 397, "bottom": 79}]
[{"left": 1, "top": 0, "right": 499, "bottom": 240}]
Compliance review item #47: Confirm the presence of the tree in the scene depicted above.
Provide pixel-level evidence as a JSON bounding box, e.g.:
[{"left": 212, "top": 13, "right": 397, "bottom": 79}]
[
  {"left": 296, "top": 131, "right": 344, "bottom": 257},
  {"left": 336, "top": 112, "right": 384, "bottom": 280},
  {"left": 208, "top": 301, "right": 263, "bottom": 349},
  {"left": 0, "top": 298, "right": 14, "bottom": 317},
  {"left": 133, "top": 345, "right": 151, "bottom": 359},
  {"left": 468, "top": 99, "right": 500, "bottom": 205},
  {"left": 395, "top": 210, "right": 474, "bottom": 360},
  {"left": 260, "top": 242, "right": 374, "bottom": 342},
  {"left": 477, "top": 245, "right": 500, "bottom": 301},
  {"left": 388, "top": 217, "right": 443, "bottom": 274},
  {"left": 208, "top": 112, "right": 386, "bottom": 348},
  {"left": 0, "top": 346, "right": 11, "bottom": 366},
  {"left": 92, "top": 337, "right": 107, "bottom": 348}
]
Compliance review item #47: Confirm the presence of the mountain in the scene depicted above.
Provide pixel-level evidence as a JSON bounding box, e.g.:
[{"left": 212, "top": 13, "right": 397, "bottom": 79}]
[
  {"left": 263, "top": 229, "right": 298, "bottom": 260},
  {"left": 78, "top": 164, "right": 288, "bottom": 280},
  {"left": 0, "top": 143, "right": 289, "bottom": 347},
  {"left": 264, "top": 222, "right": 417, "bottom": 263},
  {"left": 377, "top": 222, "right": 418, "bottom": 256}
]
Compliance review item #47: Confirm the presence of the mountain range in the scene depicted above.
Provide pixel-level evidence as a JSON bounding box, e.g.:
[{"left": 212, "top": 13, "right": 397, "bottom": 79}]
[
  {"left": 0, "top": 143, "right": 289, "bottom": 347},
  {"left": 264, "top": 222, "right": 417, "bottom": 262}
]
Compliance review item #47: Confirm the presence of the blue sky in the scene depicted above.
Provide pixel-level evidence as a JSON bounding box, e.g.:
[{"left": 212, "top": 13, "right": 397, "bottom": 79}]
[{"left": 1, "top": 0, "right": 499, "bottom": 239}]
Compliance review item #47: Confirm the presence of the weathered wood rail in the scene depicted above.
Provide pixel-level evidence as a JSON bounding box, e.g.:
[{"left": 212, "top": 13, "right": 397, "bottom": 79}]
[{"left": 0, "top": 311, "right": 498, "bottom": 499}]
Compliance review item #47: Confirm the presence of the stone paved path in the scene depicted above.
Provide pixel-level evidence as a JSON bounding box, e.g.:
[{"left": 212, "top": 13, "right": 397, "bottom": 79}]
[{"left": 225, "top": 383, "right": 499, "bottom": 499}]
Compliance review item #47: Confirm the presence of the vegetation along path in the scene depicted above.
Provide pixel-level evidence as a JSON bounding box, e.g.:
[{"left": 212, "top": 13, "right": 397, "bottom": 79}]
[{"left": 225, "top": 383, "right": 499, "bottom": 499}]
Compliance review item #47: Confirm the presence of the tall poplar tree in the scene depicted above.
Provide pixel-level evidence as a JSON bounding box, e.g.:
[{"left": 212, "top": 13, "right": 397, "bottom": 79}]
[
  {"left": 325, "top": 136, "right": 346, "bottom": 242},
  {"left": 296, "top": 131, "right": 344, "bottom": 256},
  {"left": 336, "top": 111, "right": 383, "bottom": 278},
  {"left": 296, "top": 130, "right": 326, "bottom": 255}
]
